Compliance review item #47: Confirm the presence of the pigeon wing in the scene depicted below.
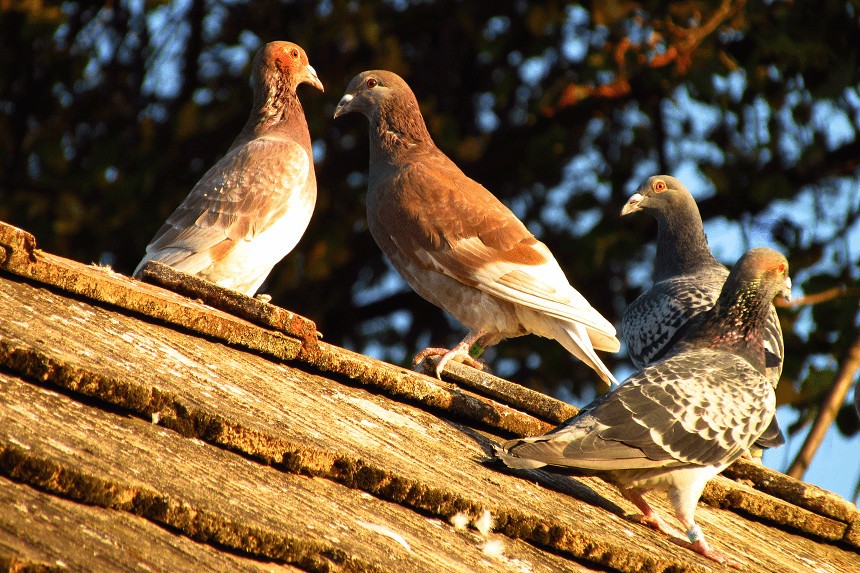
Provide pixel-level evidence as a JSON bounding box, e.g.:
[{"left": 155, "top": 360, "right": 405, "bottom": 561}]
[
  {"left": 143, "top": 137, "right": 309, "bottom": 271},
  {"left": 503, "top": 348, "right": 774, "bottom": 471},
  {"left": 622, "top": 272, "right": 726, "bottom": 368},
  {"left": 373, "top": 154, "right": 617, "bottom": 341}
]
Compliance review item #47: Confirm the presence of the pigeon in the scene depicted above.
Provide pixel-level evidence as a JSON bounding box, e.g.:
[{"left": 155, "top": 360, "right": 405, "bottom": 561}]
[
  {"left": 496, "top": 247, "right": 792, "bottom": 565},
  {"left": 333, "top": 70, "right": 619, "bottom": 385},
  {"left": 620, "top": 175, "right": 786, "bottom": 453},
  {"left": 133, "top": 41, "right": 323, "bottom": 297},
  {"left": 620, "top": 175, "right": 784, "bottom": 382}
]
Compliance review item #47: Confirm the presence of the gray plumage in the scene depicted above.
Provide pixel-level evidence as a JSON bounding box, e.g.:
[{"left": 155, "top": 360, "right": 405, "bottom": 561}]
[
  {"left": 134, "top": 41, "right": 323, "bottom": 296},
  {"left": 497, "top": 247, "right": 792, "bottom": 565},
  {"left": 621, "top": 175, "right": 785, "bottom": 450},
  {"left": 333, "top": 70, "right": 619, "bottom": 384}
]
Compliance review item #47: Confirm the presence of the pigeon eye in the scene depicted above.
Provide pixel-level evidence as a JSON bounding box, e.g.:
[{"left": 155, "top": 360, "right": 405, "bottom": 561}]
[
  {"left": 654, "top": 180, "right": 667, "bottom": 192},
  {"left": 366, "top": 78, "right": 379, "bottom": 89},
  {"left": 289, "top": 48, "right": 299, "bottom": 58},
  {"left": 777, "top": 263, "right": 786, "bottom": 273}
]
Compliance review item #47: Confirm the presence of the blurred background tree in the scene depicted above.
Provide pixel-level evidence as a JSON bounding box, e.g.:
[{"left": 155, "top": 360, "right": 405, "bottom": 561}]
[{"left": 1, "top": 0, "right": 858, "bottom": 492}]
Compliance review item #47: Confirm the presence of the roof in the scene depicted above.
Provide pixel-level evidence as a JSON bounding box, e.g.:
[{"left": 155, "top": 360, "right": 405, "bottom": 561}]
[{"left": 0, "top": 219, "right": 858, "bottom": 573}]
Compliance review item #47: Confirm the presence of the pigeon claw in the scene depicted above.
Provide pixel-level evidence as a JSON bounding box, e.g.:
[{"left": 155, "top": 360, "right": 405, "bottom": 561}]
[
  {"left": 636, "top": 512, "right": 683, "bottom": 539},
  {"left": 435, "top": 348, "right": 485, "bottom": 378},
  {"left": 413, "top": 346, "right": 485, "bottom": 379},
  {"left": 669, "top": 538, "right": 742, "bottom": 568}
]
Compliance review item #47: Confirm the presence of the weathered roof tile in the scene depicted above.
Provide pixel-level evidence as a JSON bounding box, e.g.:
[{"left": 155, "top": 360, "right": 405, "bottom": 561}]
[{"left": 1, "top": 220, "right": 858, "bottom": 572}]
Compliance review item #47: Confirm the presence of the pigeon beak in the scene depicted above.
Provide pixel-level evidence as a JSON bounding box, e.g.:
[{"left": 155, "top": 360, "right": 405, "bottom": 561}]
[
  {"left": 621, "top": 193, "right": 644, "bottom": 216},
  {"left": 303, "top": 64, "right": 324, "bottom": 92},
  {"left": 781, "top": 276, "right": 792, "bottom": 302},
  {"left": 333, "top": 93, "right": 354, "bottom": 119}
]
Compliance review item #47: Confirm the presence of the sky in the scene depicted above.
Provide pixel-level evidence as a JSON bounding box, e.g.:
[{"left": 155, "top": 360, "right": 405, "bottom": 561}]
[{"left": 772, "top": 404, "right": 860, "bottom": 503}]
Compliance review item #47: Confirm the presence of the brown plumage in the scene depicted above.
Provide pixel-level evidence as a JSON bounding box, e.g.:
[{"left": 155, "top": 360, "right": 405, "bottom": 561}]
[
  {"left": 134, "top": 41, "right": 323, "bottom": 296},
  {"left": 333, "top": 70, "right": 619, "bottom": 384}
]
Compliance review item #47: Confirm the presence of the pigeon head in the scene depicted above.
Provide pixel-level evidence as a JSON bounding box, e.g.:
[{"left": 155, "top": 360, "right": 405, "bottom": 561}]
[
  {"left": 621, "top": 175, "right": 695, "bottom": 217},
  {"left": 333, "top": 70, "right": 432, "bottom": 147},
  {"left": 252, "top": 41, "right": 324, "bottom": 99},
  {"left": 721, "top": 247, "right": 792, "bottom": 306},
  {"left": 621, "top": 174, "right": 718, "bottom": 279},
  {"left": 695, "top": 247, "right": 791, "bottom": 369},
  {"left": 334, "top": 70, "right": 412, "bottom": 119}
]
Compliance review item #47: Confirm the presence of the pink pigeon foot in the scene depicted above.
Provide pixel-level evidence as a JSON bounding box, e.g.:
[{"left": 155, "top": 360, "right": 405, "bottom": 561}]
[
  {"left": 637, "top": 511, "right": 684, "bottom": 538},
  {"left": 692, "top": 539, "right": 741, "bottom": 567},
  {"left": 413, "top": 332, "right": 486, "bottom": 378},
  {"left": 621, "top": 490, "right": 684, "bottom": 538},
  {"left": 671, "top": 520, "right": 743, "bottom": 567},
  {"left": 666, "top": 536, "right": 742, "bottom": 568},
  {"left": 413, "top": 345, "right": 485, "bottom": 378}
]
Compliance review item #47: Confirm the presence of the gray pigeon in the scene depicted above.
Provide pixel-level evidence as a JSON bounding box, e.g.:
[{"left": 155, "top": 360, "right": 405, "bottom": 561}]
[
  {"left": 621, "top": 175, "right": 785, "bottom": 452},
  {"left": 496, "top": 247, "right": 792, "bottom": 565},
  {"left": 134, "top": 41, "right": 323, "bottom": 296},
  {"left": 333, "top": 70, "right": 619, "bottom": 385}
]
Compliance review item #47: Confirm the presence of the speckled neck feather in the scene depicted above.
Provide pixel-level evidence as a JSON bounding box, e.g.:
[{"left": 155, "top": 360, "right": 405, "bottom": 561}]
[
  {"left": 235, "top": 70, "right": 311, "bottom": 154},
  {"left": 693, "top": 271, "right": 776, "bottom": 373}
]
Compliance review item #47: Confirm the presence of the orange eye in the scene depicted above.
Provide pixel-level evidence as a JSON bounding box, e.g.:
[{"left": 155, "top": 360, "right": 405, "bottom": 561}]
[
  {"left": 366, "top": 78, "right": 378, "bottom": 89},
  {"left": 654, "top": 180, "right": 667, "bottom": 192},
  {"left": 290, "top": 48, "right": 299, "bottom": 58},
  {"left": 777, "top": 263, "right": 786, "bottom": 273}
]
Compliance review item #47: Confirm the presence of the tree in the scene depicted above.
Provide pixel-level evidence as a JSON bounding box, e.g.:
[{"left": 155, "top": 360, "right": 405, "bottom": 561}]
[{"left": 1, "top": 0, "right": 858, "bottom": 482}]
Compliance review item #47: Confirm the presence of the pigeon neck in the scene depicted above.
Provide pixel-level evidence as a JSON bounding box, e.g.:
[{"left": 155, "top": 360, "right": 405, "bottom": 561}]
[
  {"left": 653, "top": 208, "right": 719, "bottom": 280},
  {"left": 695, "top": 276, "right": 772, "bottom": 372},
  {"left": 369, "top": 100, "right": 433, "bottom": 161},
  {"left": 239, "top": 86, "right": 311, "bottom": 150}
]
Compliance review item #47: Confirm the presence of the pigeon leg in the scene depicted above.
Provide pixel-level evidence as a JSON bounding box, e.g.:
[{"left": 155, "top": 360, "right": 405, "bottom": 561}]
[
  {"left": 672, "top": 499, "right": 741, "bottom": 567},
  {"left": 413, "top": 331, "right": 486, "bottom": 377},
  {"left": 620, "top": 489, "right": 683, "bottom": 538}
]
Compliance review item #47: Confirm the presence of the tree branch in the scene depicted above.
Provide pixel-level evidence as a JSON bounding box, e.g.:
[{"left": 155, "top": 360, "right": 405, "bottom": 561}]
[
  {"left": 668, "top": 0, "right": 746, "bottom": 53},
  {"left": 786, "top": 332, "right": 860, "bottom": 479},
  {"left": 548, "top": 0, "right": 746, "bottom": 110},
  {"left": 774, "top": 285, "right": 860, "bottom": 308}
]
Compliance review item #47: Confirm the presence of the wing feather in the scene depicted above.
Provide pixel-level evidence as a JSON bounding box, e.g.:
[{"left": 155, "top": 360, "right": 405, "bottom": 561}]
[
  {"left": 144, "top": 137, "right": 309, "bottom": 263},
  {"left": 373, "top": 154, "right": 616, "bottom": 338},
  {"left": 501, "top": 348, "right": 775, "bottom": 471}
]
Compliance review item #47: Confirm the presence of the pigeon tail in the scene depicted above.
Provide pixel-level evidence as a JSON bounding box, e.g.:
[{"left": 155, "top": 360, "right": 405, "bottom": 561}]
[
  {"left": 585, "top": 326, "right": 622, "bottom": 353},
  {"left": 552, "top": 322, "right": 619, "bottom": 386},
  {"left": 492, "top": 444, "right": 549, "bottom": 470}
]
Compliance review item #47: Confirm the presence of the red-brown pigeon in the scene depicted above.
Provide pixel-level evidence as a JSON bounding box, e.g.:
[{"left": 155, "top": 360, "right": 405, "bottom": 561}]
[
  {"left": 333, "top": 70, "right": 619, "bottom": 385},
  {"left": 133, "top": 41, "right": 323, "bottom": 296},
  {"left": 496, "top": 247, "right": 792, "bottom": 565},
  {"left": 621, "top": 175, "right": 785, "bottom": 453}
]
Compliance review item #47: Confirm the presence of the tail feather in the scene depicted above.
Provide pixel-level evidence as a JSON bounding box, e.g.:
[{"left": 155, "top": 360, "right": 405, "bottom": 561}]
[
  {"left": 587, "top": 327, "right": 621, "bottom": 353},
  {"left": 554, "top": 322, "right": 619, "bottom": 387},
  {"left": 492, "top": 443, "right": 548, "bottom": 470}
]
